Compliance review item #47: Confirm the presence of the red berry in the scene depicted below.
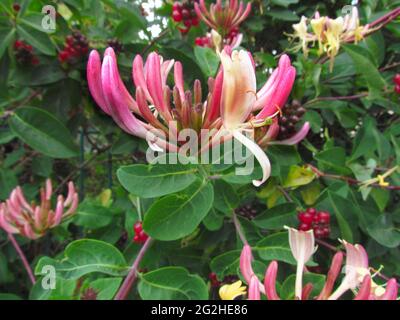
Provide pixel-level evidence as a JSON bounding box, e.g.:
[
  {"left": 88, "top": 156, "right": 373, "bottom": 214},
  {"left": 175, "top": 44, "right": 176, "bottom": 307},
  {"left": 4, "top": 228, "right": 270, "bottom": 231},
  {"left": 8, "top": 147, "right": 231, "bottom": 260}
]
[
  {"left": 395, "top": 84, "right": 400, "bottom": 94},
  {"left": 322, "top": 226, "right": 330, "bottom": 237},
  {"left": 182, "top": 9, "right": 190, "bottom": 19},
  {"left": 313, "top": 227, "right": 324, "bottom": 238},
  {"left": 14, "top": 40, "right": 23, "bottom": 49},
  {"left": 13, "top": 3, "right": 20, "bottom": 12},
  {"left": 318, "top": 211, "right": 330, "bottom": 224},
  {"left": 183, "top": 19, "right": 192, "bottom": 27},
  {"left": 306, "top": 208, "right": 317, "bottom": 216},
  {"left": 299, "top": 223, "right": 311, "bottom": 231},
  {"left": 172, "top": 10, "right": 183, "bottom": 22},
  {"left": 172, "top": 2, "right": 182, "bottom": 11},
  {"left": 134, "top": 222, "right": 142, "bottom": 233},
  {"left": 179, "top": 27, "right": 189, "bottom": 35},
  {"left": 58, "top": 51, "right": 69, "bottom": 62},
  {"left": 298, "top": 211, "right": 314, "bottom": 224},
  {"left": 191, "top": 17, "right": 199, "bottom": 26},
  {"left": 393, "top": 74, "right": 400, "bottom": 86},
  {"left": 195, "top": 37, "right": 203, "bottom": 46},
  {"left": 133, "top": 234, "right": 140, "bottom": 243}
]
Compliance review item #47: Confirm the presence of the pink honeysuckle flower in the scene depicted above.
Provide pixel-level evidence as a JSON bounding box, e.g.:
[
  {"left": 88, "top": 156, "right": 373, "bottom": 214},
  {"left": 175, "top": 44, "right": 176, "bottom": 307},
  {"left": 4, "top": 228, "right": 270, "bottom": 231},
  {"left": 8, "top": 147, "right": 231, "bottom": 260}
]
[
  {"left": 248, "top": 275, "right": 261, "bottom": 300},
  {"left": 285, "top": 226, "right": 317, "bottom": 299},
  {"left": 0, "top": 180, "right": 78, "bottom": 240},
  {"left": 195, "top": 0, "right": 251, "bottom": 38},
  {"left": 240, "top": 228, "right": 399, "bottom": 300},
  {"left": 217, "top": 48, "right": 297, "bottom": 186},
  {"left": 88, "top": 46, "right": 299, "bottom": 187}
]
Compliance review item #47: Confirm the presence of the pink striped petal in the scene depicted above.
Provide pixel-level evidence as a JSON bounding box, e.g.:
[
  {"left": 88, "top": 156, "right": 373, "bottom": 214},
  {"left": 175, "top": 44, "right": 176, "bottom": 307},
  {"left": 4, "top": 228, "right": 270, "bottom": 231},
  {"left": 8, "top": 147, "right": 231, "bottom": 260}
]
[{"left": 379, "top": 279, "right": 398, "bottom": 300}]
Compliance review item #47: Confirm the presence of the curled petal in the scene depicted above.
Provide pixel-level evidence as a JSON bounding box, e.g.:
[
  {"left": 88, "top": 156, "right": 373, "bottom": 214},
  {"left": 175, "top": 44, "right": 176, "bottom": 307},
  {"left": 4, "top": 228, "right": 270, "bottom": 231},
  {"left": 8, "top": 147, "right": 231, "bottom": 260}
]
[
  {"left": 174, "top": 61, "right": 186, "bottom": 102},
  {"left": 264, "top": 261, "right": 280, "bottom": 300},
  {"left": 132, "top": 55, "right": 153, "bottom": 103},
  {"left": 270, "top": 122, "right": 310, "bottom": 145},
  {"left": 232, "top": 130, "right": 271, "bottom": 187}
]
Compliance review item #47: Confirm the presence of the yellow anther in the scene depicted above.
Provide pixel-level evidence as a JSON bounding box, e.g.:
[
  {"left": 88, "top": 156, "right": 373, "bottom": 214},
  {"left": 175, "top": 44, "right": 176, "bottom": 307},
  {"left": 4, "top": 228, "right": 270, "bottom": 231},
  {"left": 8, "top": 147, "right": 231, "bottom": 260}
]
[{"left": 377, "top": 175, "right": 389, "bottom": 187}]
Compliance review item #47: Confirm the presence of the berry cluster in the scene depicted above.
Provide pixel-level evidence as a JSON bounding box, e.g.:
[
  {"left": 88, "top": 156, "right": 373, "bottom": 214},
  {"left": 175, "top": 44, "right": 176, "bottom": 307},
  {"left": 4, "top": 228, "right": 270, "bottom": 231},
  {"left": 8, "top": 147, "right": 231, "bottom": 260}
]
[
  {"left": 298, "top": 208, "right": 331, "bottom": 239},
  {"left": 195, "top": 35, "right": 211, "bottom": 47},
  {"left": 14, "top": 40, "right": 39, "bottom": 66},
  {"left": 172, "top": 1, "right": 199, "bottom": 34},
  {"left": 133, "top": 221, "right": 149, "bottom": 244},
  {"left": 393, "top": 74, "right": 400, "bottom": 94},
  {"left": 278, "top": 100, "right": 306, "bottom": 140},
  {"left": 58, "top": 31, "right": 89, "bottom": 64},
  {"left": 235, "top": 204, "right": 258, "bottom": 220},
  {"left": 107, "top": 38, "right": 124, "bottom": 54}
]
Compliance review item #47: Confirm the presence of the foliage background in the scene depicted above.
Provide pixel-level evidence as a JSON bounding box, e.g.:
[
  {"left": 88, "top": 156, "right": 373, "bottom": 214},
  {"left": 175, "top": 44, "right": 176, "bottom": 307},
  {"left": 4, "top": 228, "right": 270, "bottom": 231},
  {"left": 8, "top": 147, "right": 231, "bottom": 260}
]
[{"left": 0, "top": 0, "right": 399, "bottom": 300}]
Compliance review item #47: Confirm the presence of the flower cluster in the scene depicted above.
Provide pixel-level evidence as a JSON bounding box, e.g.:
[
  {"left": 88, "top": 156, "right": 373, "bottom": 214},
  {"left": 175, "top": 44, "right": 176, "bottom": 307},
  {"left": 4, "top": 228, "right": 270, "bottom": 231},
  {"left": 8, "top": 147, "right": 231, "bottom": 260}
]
[
  {"left": 0, "top": 180, "right": 78, "bottom": 240},
  {"left": 291, "top": 7, "right": 369, "bottom": 68},
  {"left": 87, "top": 45, "right": 308, "bottom": 187},
  {"left": 14, "top": 40, "right": 39, "bottom": 66},
  {"left": 194, "top": 0, "right": 250, "bottom": 51},
  {"left": 240, "top": 227, "right": 398, "bottom": 300},
  {"left": 58, "top": 31, "right": 89, "bottom": 64}
]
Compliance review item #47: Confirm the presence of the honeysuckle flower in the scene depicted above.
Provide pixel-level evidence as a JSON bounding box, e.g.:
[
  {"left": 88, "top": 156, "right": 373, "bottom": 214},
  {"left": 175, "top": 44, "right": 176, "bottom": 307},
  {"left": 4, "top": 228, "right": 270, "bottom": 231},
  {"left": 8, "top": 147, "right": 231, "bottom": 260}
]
[
  {"left": 290, "top": 7, "right": 369, "bottom": 69},
  {"left": 195, "top": 0, "right": 251, "bottom": 38},
  {"left": 0, "top": 180, "right": 78, "bottom": 240},
  {"left": 240, "top": 229, "right": 399, "bottom": 300},
  {"left": 285, "top": 226, "right": 317, "bottom": 299},
  {"left": 219, "top": 280, "right": 247, "bottom": 300},
  {"left": 88, "top": 46, "right": 298, "bottom": 187}
]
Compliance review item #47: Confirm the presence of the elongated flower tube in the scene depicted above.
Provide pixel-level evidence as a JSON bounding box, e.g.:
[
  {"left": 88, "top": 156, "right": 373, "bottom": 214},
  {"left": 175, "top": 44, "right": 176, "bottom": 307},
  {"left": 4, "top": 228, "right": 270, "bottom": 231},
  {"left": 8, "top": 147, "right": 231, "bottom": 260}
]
[
  {"left": 195, "top": 0, "right": 251, "bottom": 38},
  {"left": 240, "top": 228, "right": 399, "bottom": 300},
  {"left": 0, "top": 180, "right": 78, "bottom": 240}
]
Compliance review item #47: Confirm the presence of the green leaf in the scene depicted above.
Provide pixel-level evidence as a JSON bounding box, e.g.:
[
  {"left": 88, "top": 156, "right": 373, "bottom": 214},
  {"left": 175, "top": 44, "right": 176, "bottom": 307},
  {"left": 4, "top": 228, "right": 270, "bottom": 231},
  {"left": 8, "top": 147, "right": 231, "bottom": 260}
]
[
  {"left": 256, "top": 232, "right": 297, "bottom": 265},
  {"left": 0, "top": 28, "right": 15, "bottom": 59},
  {"left": 0, "top": 168, "right": 17, "bottom": 200},
  {"left": 253, "top": 203, "right": 297, "bottom": 230},
  {"left": 342, "top": 44, "right": 386, "bottom": 99},
  {"left": 283, "top": 165, "right": 316, "bottom": 188},
  {"left": 34, "top": 239, "right": 128, "bottom": 279},
  {"left": 327, "top": 192, "right": 356, "bottom": 242},
  {"left": 138, "top": 267, "right": 208, "bottom": 300},
  {"left": 74, "top": 200, "right": 114, "bottom": 229},
  {"left": 16, "top": 25, "right": 55, "bottom": 56},
  {"left": 194, "top": 46, "right": 219, "bottom": 78},
  {"left": 30, "top": 277, "right": 77, "bottom": 300},
  {"left": 280, "top": 273, "right": 326, "bottom": 299},
  {"left": 203, "top": 208, "right": 224, "bottom": 231},
  {"left": 87, "top": 277, "right": 123, "bottom": 300},
  {"left": 367, "top": 215, "right": 400, "bottom": 248},
  {"left": 143, "top": 179, "right": 214, "bottom": 241},
  {"left": 212, "top": 180, "right": 239, "bottom": 214},
  {"left": 256, "top": 232, "right": 317, "bottom": 266},
  {"left": 210, "top": 250, "right": 241, "bottom": 279},
  {"left": 9, "top": 107, "right": 79, "bottom": 158},
  {"left": 31, "top": 155, "right": 53, "bottom": 177},
  {"left": 117, "top": 161, "right": 198, "bottom": 198}
]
